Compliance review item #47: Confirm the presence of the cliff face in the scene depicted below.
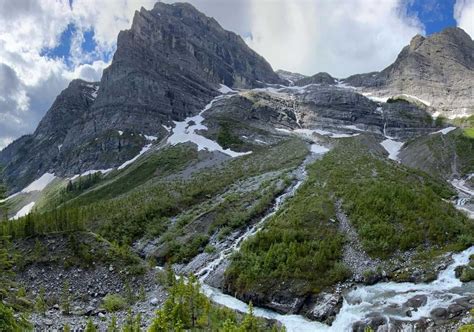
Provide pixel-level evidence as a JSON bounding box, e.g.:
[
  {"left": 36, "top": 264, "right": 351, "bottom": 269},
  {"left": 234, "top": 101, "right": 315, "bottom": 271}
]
[
  {"left": 93, "top": 2, "right": 282, "bottom": 125},
  {"left": 0, "top": 2, "right": 282, "bottom": 191},
  {"left": 344, "top": 28, "right": 474, "bottom": 117}
]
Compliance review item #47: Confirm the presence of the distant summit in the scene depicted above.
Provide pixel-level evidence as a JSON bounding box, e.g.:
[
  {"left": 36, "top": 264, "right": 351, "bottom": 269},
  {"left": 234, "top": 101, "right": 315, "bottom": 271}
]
[
  {"left": 344, "top": 27, "right": 474, "bottom": 118},
  {"left": 294, "top": 72, "right": 336, "bottom": 86},
  {"left": 276, "top": 70, "right": 307, "bottom": 85}
]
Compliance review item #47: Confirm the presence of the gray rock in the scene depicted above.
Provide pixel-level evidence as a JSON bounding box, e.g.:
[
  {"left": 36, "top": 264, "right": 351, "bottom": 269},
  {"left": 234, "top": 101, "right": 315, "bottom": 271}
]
[
  {"left": 343, "top": 27, "right": 474, "bottom": 118},
  {"left": 85, "top": 306, "right": 95, "bottom": 316},
  {"left": 431, "top": 307, "right": 448, "bottom": 321},
  {"left": 294, "top": 72, "right": 336, "bottom": 86},
  {"left": 365, "top": 312, "right": 387, "bottom": 330},
  {"left": 150, "top": 298, "right": 159, "bottom": 306},
  {"left": 276, "top": 70, "right": 306, "bottom": 85},
  {"left": 447, "top": 304, "right": 465, "bottom": 318},
  {"left": 404, "top": 295, "right": 427, "bottom": 309},
  {"left": 306, "top": 292, "right": 343, "bottom": 324}
]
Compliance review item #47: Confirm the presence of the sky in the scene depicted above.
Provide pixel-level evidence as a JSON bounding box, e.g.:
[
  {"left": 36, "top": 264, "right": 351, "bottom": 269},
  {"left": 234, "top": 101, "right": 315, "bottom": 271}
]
[{"left": 0, "top": 0, "right": 473, "bottom": 150}]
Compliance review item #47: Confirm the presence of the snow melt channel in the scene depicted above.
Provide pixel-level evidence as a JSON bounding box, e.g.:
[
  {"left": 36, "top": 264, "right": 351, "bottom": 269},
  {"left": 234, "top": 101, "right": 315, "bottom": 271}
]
[{"left": 167, "top": 95, "right": 251, "bottom": 157}]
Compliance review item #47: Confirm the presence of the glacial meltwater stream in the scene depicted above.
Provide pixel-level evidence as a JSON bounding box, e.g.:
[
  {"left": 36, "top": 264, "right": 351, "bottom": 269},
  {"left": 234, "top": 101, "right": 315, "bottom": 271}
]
[{"left": 195, "top": 152, "right": 474, "bottom": 331}]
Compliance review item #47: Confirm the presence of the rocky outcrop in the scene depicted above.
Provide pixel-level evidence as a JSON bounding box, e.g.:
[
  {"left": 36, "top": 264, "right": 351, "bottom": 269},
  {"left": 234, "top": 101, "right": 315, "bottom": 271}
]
[
  {"left": 0, "top": 80, "right": 120, "bottom": 192},
  {"left": 294, "top": 72, "right": 336, "bottom": 86},
  {"left": 0, "top": 2, "right": 282, "bottom": 191},
  {"left": 296, "top": 86, "right": 439, "bottom": 139},
  {"left": 399, "top": 128, "right": 474, "bottom": 179},
  {"left": 343, "top": 28, "right": 474, "bottom": 118},
  {"left": 276, "top": 69, "right": 307, "bottom": 85}
]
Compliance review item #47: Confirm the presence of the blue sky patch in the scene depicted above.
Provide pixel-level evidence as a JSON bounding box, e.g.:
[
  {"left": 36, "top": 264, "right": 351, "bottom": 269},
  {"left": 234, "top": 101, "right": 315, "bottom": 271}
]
[
  {"left": 406, "top": 0, "right": 457, "bottom": 35},
  {"left": 41, "top": 23, "right": 76, "bottom": 61},
  {"left": 82, "top": 29, "right": 97, "bottom": 54}
]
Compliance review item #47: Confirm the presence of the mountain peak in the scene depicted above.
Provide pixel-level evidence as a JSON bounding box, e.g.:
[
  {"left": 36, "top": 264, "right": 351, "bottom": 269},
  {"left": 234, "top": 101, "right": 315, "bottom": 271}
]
[
  {"left": 409, "top": 34, "right": 425, "bottom": 50},
  {"left": 344, "top": 27, "right": 473, "bottom": 118}
]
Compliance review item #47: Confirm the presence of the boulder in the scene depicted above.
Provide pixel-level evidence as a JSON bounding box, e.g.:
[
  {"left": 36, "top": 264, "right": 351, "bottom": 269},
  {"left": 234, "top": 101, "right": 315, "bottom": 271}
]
[
  {"left": 447, "top": 304, "right": 465, "bottom": 318},
  {"left": 306, "top": 292, "right": 343, "bottom": 324},
  {"left": 404, "top": 294, "right": 427, "bottom": 309},
  {"left": 430, "top": 307, "right": 448, "bottom": 321}
]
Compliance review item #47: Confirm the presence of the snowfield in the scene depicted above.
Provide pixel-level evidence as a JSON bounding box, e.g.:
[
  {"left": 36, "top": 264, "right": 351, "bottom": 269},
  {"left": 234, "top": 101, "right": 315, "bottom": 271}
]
[
  {"left": 218, "top": 84, "right": 236, "bottom": 94},
  {"left": 399, "top": 93, "right": 431, "bottom": 106},
  {"left": 118, "top": 144, "right": 153, "bottom": 170},
  {"left": 430, "top": 126, "right": 457, "bottom": 135},
  {"left": 380, "top": 139, "right": 403, "bottom": 161},
  {"left": 277, "top": 127, "right": 359, "bottom": 139},
  {"left": 70, "top": 169, "right": 113, "bottom": 181},
  {"left": 11, "top": 202, "right": 35, "bottom": 220},
  {"left": 167, "top": 95, "right": 252, "bottom": 158},
  {"left": 310, "top": 144, "right": 330, "bottom": 154},
  {"left": 22, "top": 173, "right": 56, "bottom": 193},
  {"left": 361, "top": 92, "right": 389, "bottom": 103}
]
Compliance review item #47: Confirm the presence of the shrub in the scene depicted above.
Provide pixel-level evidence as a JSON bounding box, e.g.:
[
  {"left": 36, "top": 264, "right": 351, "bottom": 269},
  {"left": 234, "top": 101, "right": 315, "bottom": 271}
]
[{"left": 102, "top": 294, "right": 127, "bottom": 312}]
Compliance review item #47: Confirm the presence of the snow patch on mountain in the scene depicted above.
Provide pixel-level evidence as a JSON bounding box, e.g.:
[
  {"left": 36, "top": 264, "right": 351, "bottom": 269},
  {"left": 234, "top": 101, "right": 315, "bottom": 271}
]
[
  {"left": 276, "top": 127, "right": 359, "bottom": 139},
  {"left": 380, "top": 139, "right": 403, "bottom": 161},
  {"left": 118, "top": 144, "right": 153, "bottom": 170},
  {"left": 430, "top": 127, "right": 457, "bottom": 135},
  {"left": 70, "top": 169, "right": 113, "bottom": 181},
  {"left": 143, "top": 135, "right": 158, "bottom": 141},
  {"left": 167, "top": 95, "right": 252, "bottom": 158},
  {"left": 11, "top": 202, "right": 35, "bottom": 220},
  {"left": 361, "top": 92, "right": 388, "bottom": 103},
  {"left": 310, "top": 144, "right": 330, "bottom": 154},
  {"left": 399, "top": 94, "right": 431, "bottom": 106},
  {"left": 218, "top": 84, "right": 236, "bottom": 94},
  {"left": 22, "top": 173, "right": 56, "bottom": 193}
]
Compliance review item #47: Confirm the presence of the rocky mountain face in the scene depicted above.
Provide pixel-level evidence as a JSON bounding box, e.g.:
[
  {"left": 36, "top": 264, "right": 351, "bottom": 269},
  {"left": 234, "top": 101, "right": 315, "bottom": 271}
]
[
  {"left": 0, "top": 2, "right": 282, "bottom": 192},
  {"left": 276, "top": 69, "right": 307, "bottom": 85},
  {"left": 294, "top": 72, "right": 336, "bottom": 86},
  {"left": 0, "top": 80, "right": 105, "bottom": 191},
  {"left": 343, "top": 28, "right": 474, "bottom": 118},
  {"left": 296, "top": 86, "right": 437, "bottom": 139}
]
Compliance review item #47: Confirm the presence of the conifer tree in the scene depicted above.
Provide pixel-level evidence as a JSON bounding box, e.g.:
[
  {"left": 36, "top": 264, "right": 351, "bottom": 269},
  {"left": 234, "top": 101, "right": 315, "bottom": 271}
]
[
  {"left": 35, "top": 287, "right": 47, "bottom": 316},
  {"left": 107, "top": 315, "right": 119, "bottom": 332},
  {"left": 85, "top": 318, "right": 97, "bottom": 332},
  {"left": 61, "top": 280, "right": 71, "bottom": 315}
]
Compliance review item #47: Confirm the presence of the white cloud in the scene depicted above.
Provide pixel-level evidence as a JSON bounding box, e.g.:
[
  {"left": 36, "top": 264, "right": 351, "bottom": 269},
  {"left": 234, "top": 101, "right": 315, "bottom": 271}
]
[
  {"left": 454, "top": 0, "right": 474, "bottom": 38},
  {"left": 0, "top": 137, "right": 13, "bottom": 151},
  {"left": 245, "top": 0, "right": 424, "bottom": 77},
  {"left": 71, "top": 0, "right": 157, "bottom": 54},
  {"left": 0, "top": 0, "right": 126, "bottom": 147}
]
